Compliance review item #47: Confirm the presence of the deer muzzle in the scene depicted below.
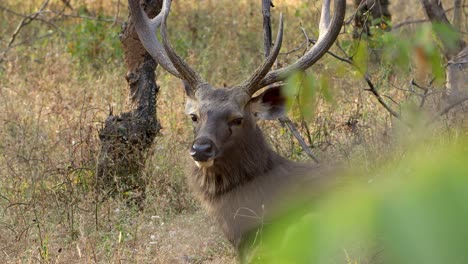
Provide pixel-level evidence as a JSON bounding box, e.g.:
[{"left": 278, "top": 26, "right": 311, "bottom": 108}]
[{"left": 190, "top": 137, "right": 217, "bottom": 165}]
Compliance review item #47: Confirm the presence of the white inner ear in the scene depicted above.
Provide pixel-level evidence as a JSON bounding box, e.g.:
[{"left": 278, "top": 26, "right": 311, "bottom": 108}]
[{"left": 250, "top": 99, "right": 271, "bottom": 120}]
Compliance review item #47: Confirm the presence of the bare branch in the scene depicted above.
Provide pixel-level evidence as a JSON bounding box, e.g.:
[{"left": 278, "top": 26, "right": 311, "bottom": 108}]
[
  {"left": 426, "top": 94, "right": 468, "bottom": 125},
  {"left": 0, "top": 0, "right": 50, "bottom": 60},
  {"left": 279, "top": 117, "right": 320, "bottom": 163},
  {"left": 262, "top": 0, "right": 273, "bottom": 57},
  {"left": 392, "top": 19, "right": 429, "bottom": 30},
  {"left": 310, "top": 38, "right": 403, "bottom": 121}
]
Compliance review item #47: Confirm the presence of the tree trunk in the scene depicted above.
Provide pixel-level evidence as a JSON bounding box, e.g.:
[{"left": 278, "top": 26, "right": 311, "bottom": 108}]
[{"left": 96, "top": 0, "right": 163, "bottom": 208}]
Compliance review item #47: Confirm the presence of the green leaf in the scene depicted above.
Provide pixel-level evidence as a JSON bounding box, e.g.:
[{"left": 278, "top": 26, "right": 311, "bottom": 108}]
[
  {"left": 319, "top": 75, "right": 334, "bottom": 105},
  {"left": 432, "top": 22, "right": 461, "bottom": 52},
  {"left": 354, "top": 40, "right": 368, "bottom": 75},
  {"left": 299, "top": 73, "right": 317, "bottom": 121},
  {"left": 284, "top": 71, "right": 303, "bottom": 111}
]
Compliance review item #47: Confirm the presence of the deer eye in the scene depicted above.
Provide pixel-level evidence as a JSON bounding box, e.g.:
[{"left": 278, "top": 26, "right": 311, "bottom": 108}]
[
  {"left": 190, "top": 114, "right": 199, "bottom": 122},
  {"left": 229, "top": 117, "right": 243, "bottom": 127}
]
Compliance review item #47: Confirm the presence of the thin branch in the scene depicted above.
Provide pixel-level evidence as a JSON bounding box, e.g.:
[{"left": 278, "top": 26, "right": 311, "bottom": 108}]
[
  {"left": 44, "top": 10, "right": 116, "bottom": 22},
  {"left": 392, "top": 5, "right": 468, "bottom": 31},
  {"left": 429, "top": 94, "right": 468, "bottom": 123},
  {"left": 0, "top": 0, "right": 50, "bottom": 60},
  {"left": 308, "top": 37, "right": 402, "bottom": 121},
  {"left": 362, "top": 73, "right": 402, "bottom": 119},
  {"left": 392, "top": 19, "right": 428, "bottom": 30},
  {"left": 382, "top": 94, "right": 400, "bottom": 105},
  {"left": 279, "top": 117, "right": 320, "bottom": 163},
  {"left": 411, "top": 79, "right": 429, "bottom": 91},
  {"left": 112, "top": 0, "right": 122, "bottom": 27},
  {"left": 262, "top": 0, "right": 273, "bottom": 57}
]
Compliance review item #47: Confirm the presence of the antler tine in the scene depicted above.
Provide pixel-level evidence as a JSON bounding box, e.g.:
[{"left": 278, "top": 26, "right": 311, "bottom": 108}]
[
  {"left": 128, "top": 0, "right": 180, "bottom": 78},
  {"left": 240, "top": 13, "right": 284, "bottom": 96},
  {"left": 258, "top": 0, "right": 346, "bottom": 88},
  {"left": 160, "top": 0, "right": 206, "bottom": 91},
  {"left": 319, "top": 0, "right": 331, "bottom": 40}
]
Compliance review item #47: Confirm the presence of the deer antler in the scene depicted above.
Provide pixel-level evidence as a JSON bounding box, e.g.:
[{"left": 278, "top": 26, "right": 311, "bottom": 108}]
[
  {"left": 128, "top": 0, "right": 179, "bottom": 77},
  {"left": 130, "top": 0, "right": 346, "bottom": 95},
  {"left": 159, "top": 0, "right": 207, "bottom": 91},
  {"left": 129, "top": 0, "right": 206, "bottom": 91},
  {"left": 257, "top": 0, "right": 346, "bottom": 89},
  {"left": 239, "top": 13, "right": 284, "bottom": 96}
]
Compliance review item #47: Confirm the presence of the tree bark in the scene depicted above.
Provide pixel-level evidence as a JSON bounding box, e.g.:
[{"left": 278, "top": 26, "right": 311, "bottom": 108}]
[{"left": 96, "top": 0, "right": 163, "bottom": 207}]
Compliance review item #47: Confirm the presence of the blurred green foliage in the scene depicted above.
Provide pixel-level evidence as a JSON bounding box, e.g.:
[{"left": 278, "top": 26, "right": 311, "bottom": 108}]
[
  {"left": 284, "top": 71, "right": 335, "bottom": 121},
  {"left": 66, "top": 16, "right": 122, "bottom": 68},
  {"left": 251, "top": 136, "right": 468, "bottom": 263},
  {"left": 283, "top": 22, "right": 454, "bottom": 128}
]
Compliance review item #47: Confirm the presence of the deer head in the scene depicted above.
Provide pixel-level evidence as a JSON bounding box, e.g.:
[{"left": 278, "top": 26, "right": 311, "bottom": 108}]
[{"left": 129, "top": 0, "right": 345, "bottom": 170}]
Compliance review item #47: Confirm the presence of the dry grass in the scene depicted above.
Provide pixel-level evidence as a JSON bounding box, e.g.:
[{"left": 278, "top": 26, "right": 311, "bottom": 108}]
[{"left": 0, "top": 0, "right": 466, "bottom": 263}]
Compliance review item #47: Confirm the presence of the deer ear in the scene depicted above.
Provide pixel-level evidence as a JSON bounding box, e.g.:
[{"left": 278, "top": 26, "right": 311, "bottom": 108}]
[{"left": 249, "top": 85, "right": 286, "bottom": 120}]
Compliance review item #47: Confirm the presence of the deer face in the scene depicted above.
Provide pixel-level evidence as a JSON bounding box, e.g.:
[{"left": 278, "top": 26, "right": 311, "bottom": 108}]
[{"left": 184, "top": 84, "right": 285, "bottom": 168}]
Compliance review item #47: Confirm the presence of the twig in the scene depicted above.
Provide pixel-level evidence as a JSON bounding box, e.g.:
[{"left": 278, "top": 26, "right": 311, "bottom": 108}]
[
  {"left": 362, "top": 73, "right": 402, "bottom": 119},
  {"left": 0, "top": 0, "right": 50, "bottom": 60},
  {"left": 279, "top": 117, "right": 320, "bottom": 163},
  {"left": 44, "top": 10, "right": 116, "bottom": 22},
  {"left": 112, "top": 0, "right": 122, "bottom": 27},
  {"left": 309, "top": 37, "right": 402, "bottom": 121},
  {"left": 392, "top": 19, "right": 428, "bottom": 30},
  {"left": 392, "top": 5, "right": 468, "bottom": 33},
  {"left": 279, "top": 26, "right": 309, "bottom": 56},
  {"left": 428, "top": 94, "right": 468, "bottom": 124}
]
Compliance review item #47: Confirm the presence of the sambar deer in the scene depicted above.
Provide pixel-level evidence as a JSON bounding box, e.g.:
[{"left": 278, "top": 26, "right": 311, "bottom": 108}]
[{"left": 129, "top": 0, "right": 346, "bottom": 258}]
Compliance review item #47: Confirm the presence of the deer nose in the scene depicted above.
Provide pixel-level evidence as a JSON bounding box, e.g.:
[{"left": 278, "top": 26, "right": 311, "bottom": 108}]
[{"left": 190, "top": 138, "right": 216, "bottom": 162}]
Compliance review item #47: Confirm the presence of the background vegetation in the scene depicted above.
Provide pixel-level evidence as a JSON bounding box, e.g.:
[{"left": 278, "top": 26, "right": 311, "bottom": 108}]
[{"left": 0, "top": 0, "right": 466, "bottom": 263}]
